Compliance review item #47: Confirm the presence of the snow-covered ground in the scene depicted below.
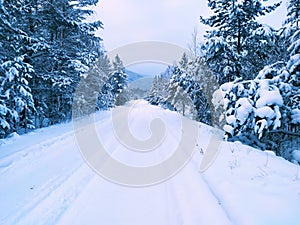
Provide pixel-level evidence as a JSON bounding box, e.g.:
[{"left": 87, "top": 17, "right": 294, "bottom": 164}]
[{"left": 1, "top": 101, "right": 300, "bottom": 225}]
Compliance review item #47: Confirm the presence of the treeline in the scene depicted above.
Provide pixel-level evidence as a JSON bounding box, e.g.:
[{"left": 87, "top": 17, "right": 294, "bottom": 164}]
[
  {"left": 147, "top": 55, "right": 217, "bottom": 125},
  {"left": 0, "top": 0, "right": 128, "bottom": 138},
  {"left": 147, "top": 0, "right": 299, "bottom": 161}
]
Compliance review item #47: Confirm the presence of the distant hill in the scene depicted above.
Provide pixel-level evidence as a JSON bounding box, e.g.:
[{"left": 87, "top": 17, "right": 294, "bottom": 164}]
[
  {"left": 128, "top": 77, "right": 154, "bottom": 91},
  {"left": 125, "top": 69, "right": 154, "bottom": 92},
  {"left": 125, "top": 69, "right": 152, "bottom": 83}
]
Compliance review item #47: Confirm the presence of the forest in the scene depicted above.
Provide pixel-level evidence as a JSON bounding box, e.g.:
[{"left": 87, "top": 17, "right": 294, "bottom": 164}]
[
  {"left": 148, "top": 0, "right": 300, "bottom": 162},
  {"left": 0, "top": 0, "right": 299, "bottom": 162}
]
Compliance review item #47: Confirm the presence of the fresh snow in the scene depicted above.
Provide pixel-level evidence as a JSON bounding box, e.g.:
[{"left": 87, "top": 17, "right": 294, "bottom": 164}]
[
  {"left": 255, "top": 106, "right": 276, "bottom": 120},
  {"left": 226, "top": 115, "right": 236, "bottom": 125},
  {"left": 256, "top": 81, "right": 283, "bottom": 108},
  {"left": 224, "top": 124, "right": 235, "bottom": 136},
  {"left": 0, "top": 101, "right": 300, "bottom": 225},
  {"left": 292, "top": 151, "right": 300, "bottom": 163},
  {"left": 235, "top": 98, "right": 253, "bottom": 124},
  {"left": 291, "top": 109, "right": 300, "bottom": 124},
  {"left": 287, "top": 54, "right": 300, "bottom": 74}
]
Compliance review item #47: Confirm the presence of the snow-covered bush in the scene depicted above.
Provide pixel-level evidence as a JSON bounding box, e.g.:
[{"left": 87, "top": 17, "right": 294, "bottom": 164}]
[
  {"left": 291, "top": 109, "right": 300, "bottom": 124},
  {"left": 214, "top": 59, "right": 299, "bottom": 143}
]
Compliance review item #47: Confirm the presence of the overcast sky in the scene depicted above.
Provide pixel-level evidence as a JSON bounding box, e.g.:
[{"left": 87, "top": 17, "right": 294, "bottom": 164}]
[{"left": 90, "top": 0, "right": 287, "bottom": 74}]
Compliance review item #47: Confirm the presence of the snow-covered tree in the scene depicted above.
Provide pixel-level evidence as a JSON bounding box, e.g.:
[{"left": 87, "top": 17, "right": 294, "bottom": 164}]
[
  {"left": 1, "top": 57, "right": 36, "bottom": 134},
  {"left": 244, "top": 25, "right": 281, "bottom": 77},
  {"left": 74, "top": 53, "right": 112, "bottom": 116},
  {"left": 200, "top": 35, "right": 239, "bottom": 84},
  {"left": 97, "top": 55, "right": 128, "bottom": 109},
  {"left": 111, "top": 55, "right": 128, "bottom": 106},
  {"left": 285, "top": 0, "right": 300, "bottom": 27},
  {"left": 0, "top": 0, "right": 37, "bottom": 137},
  {"left": 112, "top": 54, "right": 125, "bottom": 74},
  {"left": 188, "top": 28, "right": 201, "bottom": 56},
  {"left": 202, "top": 0, "right": 299, "bottom": 161},
  {"left": 0, "top": 0, "right": 103, "bottom": 136},
  {"left": 146, "top": 73, "right": 175, "bottom": 111},
  {"left": 163, "top": 54, "right": 219, "bottom": 124},
  {"left": 167, "top": 70, "right": 194, "bottom": 117},
  {"left": 34, "top": 0, "right": 102, "bottom": 123},
  {"left": 267, "top": 1, "right": 300, "bottom": 131},
  {"left": 147, "top": 75, "right": 168, "bottom": 100},
  {"left": 215, "top": 75, "right": 284, "bottom": 149},
  {"left": 200, "top": 0, "right": 281, "bottom": 83},
  {"left": 215, "top": 47, "right": 299, "bottom": 152}
]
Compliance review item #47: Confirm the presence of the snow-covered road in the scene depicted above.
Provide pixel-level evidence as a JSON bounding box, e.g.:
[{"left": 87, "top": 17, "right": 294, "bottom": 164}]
[{"left": 1, "top": 101, "right": 300, "bottom": 225}]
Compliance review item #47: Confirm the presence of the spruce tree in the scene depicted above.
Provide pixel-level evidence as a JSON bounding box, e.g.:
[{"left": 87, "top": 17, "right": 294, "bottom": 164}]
[
  {"left": 74, "top": 53, "right": 112, "bottom": 116},
  {"left": 0, "top": 0, "right": 103, "bottom": 135},
  {"left": 285, "top": 0, "right": 300, "bottom": 27},
  {"left": 34, "top": 0, "right": 102, "bottom": 124},
  {"left": 200, "top": 0, "right": 281, "bottom": 83},
  {"left": 97, "top": 55, "right": 128, "bottom": 109},
  {"left": 0, "top": 0, "right": 36, "bottom": 137}
]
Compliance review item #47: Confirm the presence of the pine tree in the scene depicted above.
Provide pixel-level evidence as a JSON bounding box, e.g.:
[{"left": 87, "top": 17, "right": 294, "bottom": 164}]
[
  {"left": 97, "top": 55, "right": 128, "bottom": 109},
  {"left": 0, "top": 0, "right": 37, "bottom": 137},
  {"left": 275, "top": 0, "right": 300, "bottom": 130},
  {"left": 112, "top": 54, "right": 125, "bottom": 74},
  {"left": 244, "top": 25, "right": 281, "bottom": 76},
  {"left": 0, "top": 0, "right": 103, "bottom": 135},
  {"left": 216, "top": 75, "right": 285, "bottom": 148},
  {"left": 34, "top": 0, "right": 102, "bottom": 124},
  {"left": 111, "top": 55, "right": 128, "bottom": 106},
  {"left": 1, "top": 57, "right": 36, "bottom": 134},
  {"left": 146, "top": 74, "right": 173, "bottom": 110},
  {"left": 200, "top": 35, "right": 239, "bottom": 84},
  {"left": 200, "top": 0, "right": 281, "bottom": 83},
  {"left": 166, "top": 55, "right": 200, "bottom": 120},
  {"left": 74, "top": 53, "right": 112, "bottom": 116},
  {"left": 148, "top": 75, "right": 168, "bottom": 99},
  {"left": 215, "top": 14, "right": 299, "bottom": 153},
  {"left": 188, "top": 57, "right": 220, "bottom": 125},
  {"left": 7, "top": 0, "right": 103, "bottom": 125},
  {"left": 285, "top": 0, "right": 300, "bottom": 27},
  {"left": 167, "top": 74, "right": 193, "bottom": 117}
]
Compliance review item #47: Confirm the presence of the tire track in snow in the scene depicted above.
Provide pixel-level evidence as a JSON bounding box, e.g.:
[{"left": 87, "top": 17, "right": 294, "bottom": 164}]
[
  {"left": 1, "top": 103, "right": 237, "bottom": 224},
  {"left": 0, "top": 118, "right": 105, "bottom": 224},
  {"left": 192, "top": 128, "right": 238, "bottom": 225},
  {"left": 0, "top": 131, "right": 76, "bottom": 175},
  {"left": 0, "top": 116, "right": 108, "bottom": 175},
  {"left": 168, "top": 155, "right": 234, "bottom": 225},
  {"left": 82, "top": 104, "right": 235, "bottom": 224},
  {"left": 2, "top": 163, "right": 94, "bottom": 225}
]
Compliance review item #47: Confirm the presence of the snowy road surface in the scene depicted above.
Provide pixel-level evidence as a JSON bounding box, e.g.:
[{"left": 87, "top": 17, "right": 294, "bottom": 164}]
[{"left": 1, "top": 101, "right": 300, "bottom": 225}]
